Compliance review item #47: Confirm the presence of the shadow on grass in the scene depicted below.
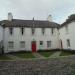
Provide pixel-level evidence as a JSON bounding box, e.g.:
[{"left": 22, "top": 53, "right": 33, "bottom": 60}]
[
  {"left": 8, "top": 51, "right": 35, "bottom": 58},
  {"left": 0, "top": 54, "right": 12, "bottom": 60},
  {"left": 60, "top": 50, "right": 75, "bottom": 56},
  {"left": 37, "top": 50, "right": 57, "bottom": 57}
]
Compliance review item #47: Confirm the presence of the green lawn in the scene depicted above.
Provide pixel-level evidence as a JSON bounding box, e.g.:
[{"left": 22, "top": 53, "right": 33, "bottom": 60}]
[
  {"left": 60, "top": 51, "right": 75, "bottom": 56},
  {"left": 38, "top": 51, "right": 55, "bottom": 57},
  {"left": 13, "top": 52, "right": 35, "bottom": 58},
  {"left": 1, "top": 50, "right": 75, "bottom": 60},
  {"left": 0, "top": 55, "right": 11, "bottom": 60}
]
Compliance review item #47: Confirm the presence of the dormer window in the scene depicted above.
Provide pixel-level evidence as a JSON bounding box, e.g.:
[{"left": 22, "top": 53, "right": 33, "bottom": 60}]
[
  {"left": 9, "top": 28, "right": 13, "bottom": 35},
  {"left": 21, "top": 28, "right": 24, "bottom": 35}
]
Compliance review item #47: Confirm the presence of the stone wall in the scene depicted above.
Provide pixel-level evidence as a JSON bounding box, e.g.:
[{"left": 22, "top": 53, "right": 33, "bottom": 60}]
[{"left": 0, "top": 56, "right": 75, "bottom": 75}]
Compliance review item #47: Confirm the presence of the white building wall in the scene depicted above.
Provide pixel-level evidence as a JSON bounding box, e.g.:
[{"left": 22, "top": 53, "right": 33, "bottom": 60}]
[
  {"left": 59, "top": 27, "right": 69, "bottom": 49},
  {"left": 52, "top": 28, "right": 60, "bottom": 49},
  {"left": 68, "top": 22, "right": 75, "bottom": 50},
  {"left": 4, "top": 27, "right": 59, "bottom": 53},
  {"left": 59, "top": 21, "right": 75, "bottom": 50},
  {"left": 0, "top": 26, "right": 3, "bottom": 42}
]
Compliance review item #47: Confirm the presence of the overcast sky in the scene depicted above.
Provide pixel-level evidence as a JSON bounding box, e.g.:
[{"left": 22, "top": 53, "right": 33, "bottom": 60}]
[{"left": 0, "top": 0, "right": 75, "bottom": 24}]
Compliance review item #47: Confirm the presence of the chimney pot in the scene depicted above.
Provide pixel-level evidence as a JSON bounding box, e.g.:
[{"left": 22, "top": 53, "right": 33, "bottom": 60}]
[
  {"left": 47, "top": 15, "right": 52, "bottom": 22},
  {"left": 8, "top": 12, "right": 13, "bottom": 21}
]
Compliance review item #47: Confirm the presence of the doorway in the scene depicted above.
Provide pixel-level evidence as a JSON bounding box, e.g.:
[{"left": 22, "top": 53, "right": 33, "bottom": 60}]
[
  {"left": 60, "top": 39, "right": 63, "bottom": 49},
  {"left": 31, "top": 41, "right": 36, "bottom": 52}
]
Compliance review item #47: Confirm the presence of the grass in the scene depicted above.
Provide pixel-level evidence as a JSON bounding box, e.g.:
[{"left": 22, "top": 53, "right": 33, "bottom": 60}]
[
  {"left": 13, "top": 52, "right": 35, "bottom": 58},
  {"left": 1, "top": 50, "right": 75, "bottom": 60},
  {"left": 0, "top": 55, "right": 11, "bottom": 60},
  {"left": 60, "top": 51, "right": 75, "bottom": 56},
  {"left": 38, "top": 50, "right": 56, "bottom": 57}
]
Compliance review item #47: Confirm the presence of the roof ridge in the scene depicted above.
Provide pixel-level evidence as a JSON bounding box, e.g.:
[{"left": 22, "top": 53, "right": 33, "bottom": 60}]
[{"left": 13, "top": 19, "right": 48, "bottom": 21}]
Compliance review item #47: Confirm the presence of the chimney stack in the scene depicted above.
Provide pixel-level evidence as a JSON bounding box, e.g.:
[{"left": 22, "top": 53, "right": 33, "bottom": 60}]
[
  {"left": 8, "top": 12, "right": 13, "bottom": 21},
  {"left": 47, "top": 15, "right": 52, "bottom": 22}
]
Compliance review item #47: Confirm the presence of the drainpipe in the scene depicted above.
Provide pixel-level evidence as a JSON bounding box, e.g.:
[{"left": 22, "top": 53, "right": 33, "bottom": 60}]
[
  {"left": 58, "top": 28, "right": 61, "bottom": 51},
  {"left": 1, "top": 23, "right": 5, "bottom": 54}
]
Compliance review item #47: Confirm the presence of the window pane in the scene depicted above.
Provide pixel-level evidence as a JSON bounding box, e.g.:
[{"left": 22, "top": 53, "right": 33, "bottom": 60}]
[
  {"left": 47, "top": 41, "right": 51, "bottom": 47},
  {"left": 9, "top": 28, "right": 13, "bottom": 35},
  {"left": 51, "top": 28, "right": 54, "bottom": 34},
  {"left": 21, "top": 28, "right": 24, "bottom": 35},
  {"left": 8, "top": 41, "right": 14, "bottom": 49},
  {"left": 42, "top": 28, "right": 45, "bottom": 35},
  {"left": 67, "top": 39, "right": 70, "bottom": 47},
  {"left": 20, "top": 41, "right": 25, "bottom": 48},
  {"left": 32, "top": 28, "right": 35, "bottom": 35},
  {"left": 40, "top": 41, "right": 43, "bottom": 45}
]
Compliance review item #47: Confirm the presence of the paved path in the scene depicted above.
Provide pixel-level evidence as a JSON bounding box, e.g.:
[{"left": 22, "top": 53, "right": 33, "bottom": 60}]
[
  {"left": 7, "top": 53, "right": 44, "bottom": 60},
  {"left": 49, "top": 51, "right": 61, "bottom": 58},
  {"left": 33, "top": 52, "right": 44, "bottom": 58},
  {"left": 6, "top": 54, "right": 22, "bottom": 60},
  {"left": 6, "top": 51, "right": 61, "bottom": 60}
]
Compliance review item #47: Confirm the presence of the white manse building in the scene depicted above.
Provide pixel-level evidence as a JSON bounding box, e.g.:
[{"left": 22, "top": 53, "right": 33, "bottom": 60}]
[
  {"left": 0, "top": 13, "right": 75, "bottom": 53},
  {"left": 0, "top": 13, "right": 60, "bottom": 53},
  {"left": 59, "top": 14, "right": 75, "bottom": 50}
]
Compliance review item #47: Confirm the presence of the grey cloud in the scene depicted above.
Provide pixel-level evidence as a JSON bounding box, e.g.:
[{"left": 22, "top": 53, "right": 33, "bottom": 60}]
[{"left": 0, "top": 0, "right": 75, "bottom": 24}]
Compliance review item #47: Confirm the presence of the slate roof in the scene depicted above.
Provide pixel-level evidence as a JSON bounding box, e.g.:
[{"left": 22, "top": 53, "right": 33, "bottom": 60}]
[
  {"left": 61, "top": 14, "right": 75, "bottom": 28},
  {"left": 0, "top": 19, "right": 60, "bottom": 28}
]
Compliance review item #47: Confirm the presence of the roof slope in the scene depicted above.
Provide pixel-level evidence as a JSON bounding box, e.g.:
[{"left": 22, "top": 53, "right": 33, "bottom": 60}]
[
  {"left": 61, "top": 14, "right": 75, "bottom": 27},
  {"left": 0, "top": 19, "right": 60, "bottom": 28}
]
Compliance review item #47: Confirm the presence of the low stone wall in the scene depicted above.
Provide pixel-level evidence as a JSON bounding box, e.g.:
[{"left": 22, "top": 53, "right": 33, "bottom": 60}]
[{"left": 0, "top": 56, "right": 75, "bottom": 75}]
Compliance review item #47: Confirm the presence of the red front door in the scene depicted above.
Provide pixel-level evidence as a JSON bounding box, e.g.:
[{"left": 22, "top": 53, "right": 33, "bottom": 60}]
[{"left": 32, "top": 41, "right": 36, "bottom": 52}]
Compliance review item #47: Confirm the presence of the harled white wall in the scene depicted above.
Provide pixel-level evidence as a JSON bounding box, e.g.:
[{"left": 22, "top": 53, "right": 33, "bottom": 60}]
[
  {"left": 0, "top": 26, "right": 3, "bottom": 42},
  {"left": 59, "top": 21, "right": 75, "bottom": 50},
  {"left": 4, "top": 27, "right": 59, "bottom": 53}
]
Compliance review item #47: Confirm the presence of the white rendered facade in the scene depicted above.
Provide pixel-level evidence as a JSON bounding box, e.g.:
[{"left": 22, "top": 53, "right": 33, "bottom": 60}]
[
  {"left": 59, "top": 21, "right": 75, "bottom": 50},
  {"left": 0, "top": 26, "right": 3, "bottom": 42},
  {"left": 3, "top": 27, "right": 59, "bottom": 53},
  {"left": 0, "top": 13, "right": 75, "bottom": 53}
]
